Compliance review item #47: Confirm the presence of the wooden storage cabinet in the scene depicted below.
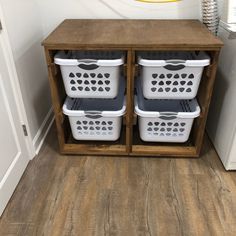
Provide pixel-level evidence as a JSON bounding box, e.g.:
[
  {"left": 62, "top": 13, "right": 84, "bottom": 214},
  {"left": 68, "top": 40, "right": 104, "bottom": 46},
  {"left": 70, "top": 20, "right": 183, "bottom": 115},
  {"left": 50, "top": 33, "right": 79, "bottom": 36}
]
[{"left": 42, "top": 20, "right": 223, "bottom": 157}]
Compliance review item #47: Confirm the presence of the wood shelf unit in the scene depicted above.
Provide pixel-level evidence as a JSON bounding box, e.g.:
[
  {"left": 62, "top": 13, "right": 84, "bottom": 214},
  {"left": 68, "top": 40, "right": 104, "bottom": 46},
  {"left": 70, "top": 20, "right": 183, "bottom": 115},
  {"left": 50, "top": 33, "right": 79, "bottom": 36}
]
[{"left": 42, "top": 19, "right": 223, "bottom": 157}]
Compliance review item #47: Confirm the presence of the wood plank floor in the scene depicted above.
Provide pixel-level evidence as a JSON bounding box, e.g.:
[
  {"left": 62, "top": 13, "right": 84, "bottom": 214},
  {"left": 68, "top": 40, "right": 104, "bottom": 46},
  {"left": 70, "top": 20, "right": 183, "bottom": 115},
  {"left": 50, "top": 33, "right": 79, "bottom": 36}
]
[{"left": 1, "top": 124, "right": 236, "bottom": 236}]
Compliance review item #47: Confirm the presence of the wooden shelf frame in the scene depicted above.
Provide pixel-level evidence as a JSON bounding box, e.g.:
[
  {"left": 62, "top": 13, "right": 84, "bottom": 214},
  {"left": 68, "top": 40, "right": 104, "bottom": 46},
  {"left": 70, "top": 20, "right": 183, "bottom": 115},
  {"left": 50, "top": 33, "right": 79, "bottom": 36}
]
[{"left": 43, "top": 19, "right": 223, "bottom": 157}]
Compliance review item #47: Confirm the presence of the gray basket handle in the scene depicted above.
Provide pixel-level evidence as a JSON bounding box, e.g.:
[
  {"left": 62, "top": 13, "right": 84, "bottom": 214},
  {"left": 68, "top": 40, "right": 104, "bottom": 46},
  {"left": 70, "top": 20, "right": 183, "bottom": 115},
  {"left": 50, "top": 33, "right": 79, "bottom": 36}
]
[
  {"left": 164, "top": 60, "right": 186, "bottom": 71},
  {"left": 85, "top": 111, "right": 102, "bottom": 119},
  {"left": 159, "top": 112, "right": 178, "bottom": 120},
  {"left": 77, "top": 59, "right": 99, "bottom": 70}
]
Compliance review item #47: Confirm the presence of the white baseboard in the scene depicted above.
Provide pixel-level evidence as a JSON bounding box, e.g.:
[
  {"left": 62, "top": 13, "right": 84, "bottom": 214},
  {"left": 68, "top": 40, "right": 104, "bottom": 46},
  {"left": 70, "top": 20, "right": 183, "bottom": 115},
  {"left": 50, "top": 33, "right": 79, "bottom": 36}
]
[{"left": 32, "top": 107, "right": 55, "bottom": 157}]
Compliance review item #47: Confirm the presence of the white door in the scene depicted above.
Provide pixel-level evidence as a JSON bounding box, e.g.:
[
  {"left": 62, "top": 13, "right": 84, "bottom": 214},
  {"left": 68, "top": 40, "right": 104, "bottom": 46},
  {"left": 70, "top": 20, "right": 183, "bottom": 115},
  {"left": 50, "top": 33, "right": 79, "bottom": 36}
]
[{"left": 0, "top": 23, "right": 30, "bottom": 215}]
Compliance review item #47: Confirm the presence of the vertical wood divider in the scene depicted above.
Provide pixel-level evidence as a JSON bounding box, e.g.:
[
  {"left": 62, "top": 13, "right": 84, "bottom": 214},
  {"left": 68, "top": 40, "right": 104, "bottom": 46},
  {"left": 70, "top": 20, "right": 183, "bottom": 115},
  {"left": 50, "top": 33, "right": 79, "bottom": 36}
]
[
  {"left": 194, "top": 51, "right": 220, "bottom": 155},
  {"left": 44, "top": 48, "right": 65, "bottom": 152},
  {"left": 126, "top": 50, "right": 135, "bottom": 154}
]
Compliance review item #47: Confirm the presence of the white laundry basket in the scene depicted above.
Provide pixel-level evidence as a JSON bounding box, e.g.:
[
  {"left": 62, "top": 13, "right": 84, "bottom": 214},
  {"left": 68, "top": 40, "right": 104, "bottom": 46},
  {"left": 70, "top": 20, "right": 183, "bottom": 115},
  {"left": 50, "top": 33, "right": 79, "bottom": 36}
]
[
  {"left": 138, "top": 51, "right": 210, "bottom": 99},
  {"left": 135, "top": 87, "right": 200, "bottom": 143},
  {"left": 55, "top": 51, "right": 124, "bottom": 98},
  {"left": 63, "top": 79, "right": 126, "bottom": 141}
]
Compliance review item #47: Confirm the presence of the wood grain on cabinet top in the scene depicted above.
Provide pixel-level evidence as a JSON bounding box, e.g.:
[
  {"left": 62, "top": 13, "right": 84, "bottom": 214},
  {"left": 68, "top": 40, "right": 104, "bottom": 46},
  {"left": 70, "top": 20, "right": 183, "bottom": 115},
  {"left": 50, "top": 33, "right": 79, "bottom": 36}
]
[{"left": 42, "top": 19, "right": 223, "bottom": 50}]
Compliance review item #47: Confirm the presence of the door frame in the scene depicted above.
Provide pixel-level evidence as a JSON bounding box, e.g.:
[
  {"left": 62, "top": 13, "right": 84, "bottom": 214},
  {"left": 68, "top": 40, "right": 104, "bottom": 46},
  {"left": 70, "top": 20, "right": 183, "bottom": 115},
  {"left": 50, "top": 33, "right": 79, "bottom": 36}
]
[{"left": 0, "top": 5, "right": 35, "bottom": 159}]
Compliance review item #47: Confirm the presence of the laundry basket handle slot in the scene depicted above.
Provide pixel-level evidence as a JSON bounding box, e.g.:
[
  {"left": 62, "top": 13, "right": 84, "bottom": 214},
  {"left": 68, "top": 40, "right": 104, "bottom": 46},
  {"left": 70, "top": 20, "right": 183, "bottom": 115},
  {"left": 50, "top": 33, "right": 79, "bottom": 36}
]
[
  {"left": 77, "top": 59, "right": 99, "bottom": 70},
  {"left": 85, "top": 111, "right": 102, "bottom": 119},
  {"left": 159, "top": 112, "right": 178, "bottom": 120},
  {"left": 164, "top": 60, "right": 186, "bottom": 71}
]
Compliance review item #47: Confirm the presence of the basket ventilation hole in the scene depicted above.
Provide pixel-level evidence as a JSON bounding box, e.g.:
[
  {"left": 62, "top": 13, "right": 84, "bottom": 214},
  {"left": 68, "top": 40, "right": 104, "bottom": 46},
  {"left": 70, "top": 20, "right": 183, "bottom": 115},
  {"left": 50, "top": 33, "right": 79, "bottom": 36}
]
[
  {"left": 167, "top": 74, "right": 172, "bottom": 79},
  {"left": 166, "top": 81, "right": 171, "bottom": 85},
  {"left": 180, "top": 81, "right": 186, "bottom": 85},
  {"left": 160, "top": 128, "right": 165, "bottom": 132},
  {"left": 108, "top": 127, "right": 113, "bottom": 131},
  {"left": 148, "top": 122, "right": 153, "bottom": 126},
  {"left": 167, "top": 128, "right": 171, "bottom": 132},
  {"left": 159, "top": 74, "right": 165, "bottom": 79},
  {"left": 179, "top": 88, "right": 185, "bottom": 92},
  {"left": 189, "top": 74, "right": 194, "bottom": 79},
  {"left": 172, "top": 88, "right": 178, "bottom": 92},
  {"left": 70, "top": 80, "right": 76, "bottom": 85},
  {"left": 90, "top": 127, "right": 94, "bottom": 130},
  {"left": 165, "top": 88, "right": 171, "bottom": 92},
  {"left": 95, "top": 121, "right": 100, "bottom": 125},
  {"left": 173, "top": 128, "right": 178, "bottom": 132},
  {"left": 97, "top": 73, "right": 103, "bottom": 78},
  {"left": 84, "top": 80, "right": 89, "bottom": 85},
  {"left": 158, "top": 88, "right": 164, "bottom": 92},
  {"left": 91, "top": 80, "right": 96, "bottom": 85},
  {"left": 108, "top": 121, "right": 113, "bottom": 125},
  {"left": 187, "top": 81, "right": 193, "bottom": 86},
  {"left": 90, "top": 73, "right": 96, "bottom": 78},
  {"left": 152, "top": 74, "right": 158, "bottom": 79},
  {"left": 99, "top": 87, "right": 104, "bottom": 92},
  {"left": 83, "top": 121, "right": 88, "bottom": 125},
  {"left": 152, "top": 81, "right": 157, "bottom": 85},
  {"left": 105, "top": 80, "right": 110, "bottom": 85},
  {"left": 161, "top": 123, "right": 166, "bottom": 126},
  {"left": 89, "top": 121, "right": 94, "bottom": 125},
  {"left": 174, "top": 123, "right": 179, "bottom": 127},
  {"left": 180, "top": 128, "right": 185, "bottom": 132},
  {"left": 154, "top": 128, "right": 159, "bottom": 131},
  {"left": 76, "top": 121, "right": 81, "bottom": 125},
  {"left": 102, "top": 121, "right": 106, "bottom": 125},
  {"left": 69, "top": 73, "right": 75, "bottom": 78},
  {"left": 167, "top": 122, "right": 173, "bottom": 126},
  {"left": 105, "top": 87, "right": 110, "bottom": 92},
  {"left": 181, "top": 74, "right": 187, "bottom": 79},
  {"left": 83, "top": 126, "right": 88, "bottom": 130},
  {"left": 154, "top": 122, "right": 159, "bottom": 126},
  {"left": 166, "top": 133, "right": 171, "bottom": 136},
  {"left": 77, "top": 126, "right": 82, "bottom": 130},
  {"left": 76, "top": 73, "right": 82, "bottom": 78},
  {"left": 174, "top": 74, "right": 180, "bottom": 79},
  {"left": 151, "top": 88, "right": 157, "bottom": 92},
  {"left": 98, "top": 80, "right": 103, "bottom": 85},
  {"left": 85, "top": 87, "right": 90, "bottom": 91},
  {"left": 159, "top": 81, "right": 164, "bottom": 86},
  {"left": 77, "top": 80, "right": 83, "bottom": 85},
  {"left": 102, "top": 127, "right": 106, "bottom": 131},
  {"left": 105, "top": 73, "right": 110, "bottom": 78},
  {"left": 173, "top": 81, "right": 178, "bottom": 86},
  {"left": 92, "top": 87, "right": 97, "bottom": 91},
  {"left": 96, "top": 127, "right": 100, "bottom": 130},
  {"left": 71, "top": 87, "right": 76, "bottom": 91},
  {"left": 181, "top": 123, "right": 186, "bottom": 127},
  {"left": 186, "top": 88, "right": 192, "bottom": 93},
  {"left": 84, "top": 73, "right": 89, "bottom": 78},
  {"left": 148, "top": 128, "right": 152, "bottom": 131}
]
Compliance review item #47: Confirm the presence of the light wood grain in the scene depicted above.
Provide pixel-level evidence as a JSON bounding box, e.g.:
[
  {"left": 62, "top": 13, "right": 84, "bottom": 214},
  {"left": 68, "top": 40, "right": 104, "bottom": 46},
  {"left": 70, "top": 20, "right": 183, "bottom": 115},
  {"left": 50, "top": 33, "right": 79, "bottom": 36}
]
[{"left": 1, "top": 125, "right": 236, "bottom": 236}]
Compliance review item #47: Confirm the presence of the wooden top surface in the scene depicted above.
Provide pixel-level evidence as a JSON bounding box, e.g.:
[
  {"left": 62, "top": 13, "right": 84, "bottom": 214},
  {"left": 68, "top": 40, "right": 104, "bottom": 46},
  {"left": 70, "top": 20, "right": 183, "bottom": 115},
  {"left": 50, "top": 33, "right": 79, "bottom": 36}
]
[{"left": 42, "top": 19, "right": 223, "bottom": 49}]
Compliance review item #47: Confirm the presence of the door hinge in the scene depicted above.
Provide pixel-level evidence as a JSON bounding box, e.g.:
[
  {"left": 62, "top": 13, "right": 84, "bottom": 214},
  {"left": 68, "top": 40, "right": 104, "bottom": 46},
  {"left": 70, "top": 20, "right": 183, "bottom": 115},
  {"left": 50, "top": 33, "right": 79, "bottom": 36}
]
[{"left": 22, "top": 124, "right": 28, "bottom": 136}]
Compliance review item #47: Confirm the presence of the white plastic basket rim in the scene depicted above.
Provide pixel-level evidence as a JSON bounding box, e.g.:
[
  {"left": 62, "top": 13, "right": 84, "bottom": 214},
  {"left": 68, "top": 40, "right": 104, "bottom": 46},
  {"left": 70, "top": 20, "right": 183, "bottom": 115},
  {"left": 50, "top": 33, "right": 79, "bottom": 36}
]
[
  {"left": 54, "top": 51, "right": 124, "bottom": 67},
  {"left": 63, "top": 96, "right": 126, "bottom": 117},
  {"left": 134, "top": 96, "right": 201, "bottom": 119},
  {"left": 138, "top": 51, "right": 210, "bottom": 67}
]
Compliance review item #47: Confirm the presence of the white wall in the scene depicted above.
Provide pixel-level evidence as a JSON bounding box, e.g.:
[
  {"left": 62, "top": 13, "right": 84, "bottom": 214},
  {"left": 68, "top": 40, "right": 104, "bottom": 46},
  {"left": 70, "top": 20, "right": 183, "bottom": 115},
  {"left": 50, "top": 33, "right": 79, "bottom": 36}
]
[
  {"left": 38, "top": 0, "right": 202, "bottom": 36},
  {"left": 0, "top": 0, "right": 52, "bottom": 153}
]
